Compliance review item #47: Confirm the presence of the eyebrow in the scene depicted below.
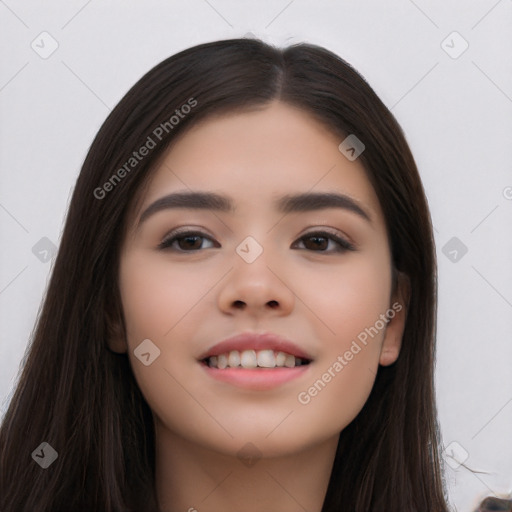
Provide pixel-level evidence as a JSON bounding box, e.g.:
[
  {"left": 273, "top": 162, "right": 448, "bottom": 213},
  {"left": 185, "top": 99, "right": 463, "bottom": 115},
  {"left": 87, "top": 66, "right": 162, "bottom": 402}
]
[{"left": 137, "top": 190, "right": 372, "bottom": 228}]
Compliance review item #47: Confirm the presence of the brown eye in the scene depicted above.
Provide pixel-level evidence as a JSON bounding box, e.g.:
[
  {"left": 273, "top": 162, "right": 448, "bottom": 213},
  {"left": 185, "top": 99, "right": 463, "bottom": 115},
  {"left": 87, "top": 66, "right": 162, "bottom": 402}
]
[
  {"left": 158, "top": 231, "right": 216, "bottom": 252},
  {"left": 293, "top": 231, "right": 355, "bottom": 253}
]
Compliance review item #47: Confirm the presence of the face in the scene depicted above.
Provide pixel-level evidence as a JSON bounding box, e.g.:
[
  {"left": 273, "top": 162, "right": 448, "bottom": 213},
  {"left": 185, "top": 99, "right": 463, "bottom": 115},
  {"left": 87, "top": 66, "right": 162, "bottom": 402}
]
[{"left": 111, "top": 101, "right": 407, "bottom": 458}]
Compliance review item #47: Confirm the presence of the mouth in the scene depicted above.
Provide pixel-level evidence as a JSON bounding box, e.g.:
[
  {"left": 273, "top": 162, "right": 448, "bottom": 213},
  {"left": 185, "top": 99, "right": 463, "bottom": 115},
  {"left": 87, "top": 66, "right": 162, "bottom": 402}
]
[
  {"left": 197, "top": 331, "right": 314, "bottom": 390},
  {"left": 201, "top": 349, "right": 312, "bottom": 369}
]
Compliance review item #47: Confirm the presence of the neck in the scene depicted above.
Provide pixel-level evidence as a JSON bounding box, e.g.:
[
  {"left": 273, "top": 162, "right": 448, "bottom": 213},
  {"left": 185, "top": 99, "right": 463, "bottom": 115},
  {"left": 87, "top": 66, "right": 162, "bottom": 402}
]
[{"left": 154, "top": 420, "right": 339, "bottom": 512}]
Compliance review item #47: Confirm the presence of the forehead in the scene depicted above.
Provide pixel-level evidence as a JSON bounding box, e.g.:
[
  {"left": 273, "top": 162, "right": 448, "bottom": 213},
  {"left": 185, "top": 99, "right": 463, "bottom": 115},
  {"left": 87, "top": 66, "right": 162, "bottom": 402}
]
[{"left": 133, "top": 101, "right": 384, "bottom": 227}]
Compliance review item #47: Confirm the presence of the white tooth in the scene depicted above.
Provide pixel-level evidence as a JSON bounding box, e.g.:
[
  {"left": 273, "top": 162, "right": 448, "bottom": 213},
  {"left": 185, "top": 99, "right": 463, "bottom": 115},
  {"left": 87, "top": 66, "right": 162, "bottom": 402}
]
[
  {"left": 275, "top": 351, "right": 287, "bottom": 367},
  {"left": 217, "top": 353, "right": 228, "bottom": 369},
  {"left": 228, "top": 350, "right": 241, "bottom": 367},
  {"left": 257, "top": 349, "right": 276, "bottom": 368},
  {"left": 209, "top": 356, "right": 218, "bottom": 368},
  {"left": 284, "top": 354, "right": 296, "bottom": 368},
  {"left": 240, "top": 349, "right": 257, "bottom": 368}
]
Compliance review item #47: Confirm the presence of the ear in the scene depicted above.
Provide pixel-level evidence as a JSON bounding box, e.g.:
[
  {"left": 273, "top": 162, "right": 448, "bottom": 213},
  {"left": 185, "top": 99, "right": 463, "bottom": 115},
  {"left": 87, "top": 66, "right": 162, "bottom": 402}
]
[
  {"left": 379, "top": 270, "right": 410, "bottom": 366},
  {"left": 105, "top": 299, "right": 128, "bottom": 354}
]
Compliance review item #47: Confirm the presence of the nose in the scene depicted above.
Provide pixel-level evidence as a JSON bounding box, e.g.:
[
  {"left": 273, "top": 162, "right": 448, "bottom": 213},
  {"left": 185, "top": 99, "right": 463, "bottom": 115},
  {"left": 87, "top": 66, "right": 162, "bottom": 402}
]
[{"left": 216, "top": 240, "right": 295, "bottom": 317}]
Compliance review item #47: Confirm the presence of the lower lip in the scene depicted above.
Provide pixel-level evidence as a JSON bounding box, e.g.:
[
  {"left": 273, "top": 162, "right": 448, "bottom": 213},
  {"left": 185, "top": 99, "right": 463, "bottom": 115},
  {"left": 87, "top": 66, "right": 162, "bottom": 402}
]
[{"left": 200, "top": 362, "right": 311, "bottom": 390}]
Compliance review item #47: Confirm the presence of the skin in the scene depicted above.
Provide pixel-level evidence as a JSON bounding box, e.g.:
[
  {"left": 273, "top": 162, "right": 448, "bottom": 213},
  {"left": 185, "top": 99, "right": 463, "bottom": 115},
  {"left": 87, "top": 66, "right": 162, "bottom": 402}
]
[{"left": 109, "top": 101, "right": 408, "bottom": 512}]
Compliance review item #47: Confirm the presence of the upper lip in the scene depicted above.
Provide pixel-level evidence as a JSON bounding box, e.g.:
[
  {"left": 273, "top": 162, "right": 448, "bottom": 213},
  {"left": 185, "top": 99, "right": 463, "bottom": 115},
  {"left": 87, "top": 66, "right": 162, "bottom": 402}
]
[{"left": 198, "top": 331, "right": 314, "bottom": 361}]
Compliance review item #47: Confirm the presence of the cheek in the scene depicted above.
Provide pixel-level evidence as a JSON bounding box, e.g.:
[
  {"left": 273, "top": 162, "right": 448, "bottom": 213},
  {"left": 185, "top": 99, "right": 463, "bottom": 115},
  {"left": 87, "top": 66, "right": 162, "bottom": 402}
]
[
  {"left": 118, "top": 252, "right": 217, "bottom": 437},
  {"left": 293, "top": 249, "right": 392, "bottom": 348},
  {"left": 290, "top": 252, "right": 391, "bottom": 427},
  {"left": 119, "top": 251, "right": 215, "bottom": 342}
]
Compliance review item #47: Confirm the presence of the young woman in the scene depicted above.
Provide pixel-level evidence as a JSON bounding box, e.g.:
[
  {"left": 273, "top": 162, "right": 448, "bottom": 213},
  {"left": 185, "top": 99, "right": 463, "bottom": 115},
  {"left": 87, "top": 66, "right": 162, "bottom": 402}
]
[{"left": 0, "top": 37, "right": 451, "bottom": 511}]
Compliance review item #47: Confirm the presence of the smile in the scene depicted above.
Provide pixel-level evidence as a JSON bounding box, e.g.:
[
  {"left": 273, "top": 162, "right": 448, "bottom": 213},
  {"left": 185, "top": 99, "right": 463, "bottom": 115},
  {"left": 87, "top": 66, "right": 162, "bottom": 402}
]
[
  {"left": 200, "top": 351, "right": 313, "bottom": 391},
  {"left": 203, "top": 349, "right": 311, "bottom": 369}
]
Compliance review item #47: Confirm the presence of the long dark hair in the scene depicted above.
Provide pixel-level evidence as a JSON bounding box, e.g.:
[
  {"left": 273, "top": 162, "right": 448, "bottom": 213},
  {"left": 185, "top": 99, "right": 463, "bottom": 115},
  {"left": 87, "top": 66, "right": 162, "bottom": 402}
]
[{"left": 0, "top": 38, "right": 450, "bottom": 511}]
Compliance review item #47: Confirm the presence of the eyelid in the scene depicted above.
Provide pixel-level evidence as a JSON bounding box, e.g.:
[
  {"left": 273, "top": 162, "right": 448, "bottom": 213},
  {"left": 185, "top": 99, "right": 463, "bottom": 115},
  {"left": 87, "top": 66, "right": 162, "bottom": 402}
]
[
  {"left": 159, "top": 224, "right": 353, "bottom": 240},
  {"left": 161, "top": 225, "right": 213, "bottom": 240},
  {"left": 299, "top": 225, "right": 354, "bottom": 245}
]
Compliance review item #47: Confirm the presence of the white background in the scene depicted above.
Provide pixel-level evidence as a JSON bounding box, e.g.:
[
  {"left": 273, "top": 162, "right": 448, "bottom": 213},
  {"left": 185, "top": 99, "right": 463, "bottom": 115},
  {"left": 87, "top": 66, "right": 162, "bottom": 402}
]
[{"left": 1, "top": 1, "right": 511, "bottom": 511}]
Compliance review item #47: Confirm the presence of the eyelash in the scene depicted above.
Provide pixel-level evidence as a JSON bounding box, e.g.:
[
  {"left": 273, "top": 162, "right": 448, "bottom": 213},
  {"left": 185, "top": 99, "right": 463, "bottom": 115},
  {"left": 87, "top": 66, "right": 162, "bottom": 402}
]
[{"left": 157, "top": 228, "right": 356, "bottom": 254}]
